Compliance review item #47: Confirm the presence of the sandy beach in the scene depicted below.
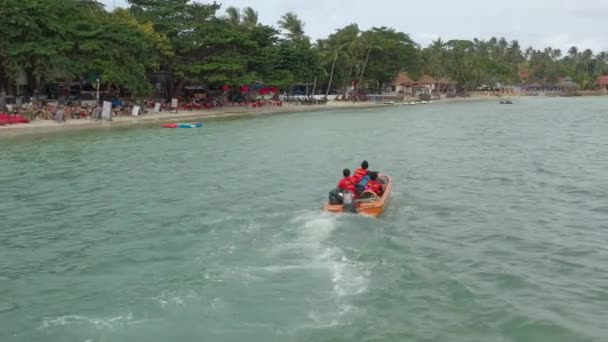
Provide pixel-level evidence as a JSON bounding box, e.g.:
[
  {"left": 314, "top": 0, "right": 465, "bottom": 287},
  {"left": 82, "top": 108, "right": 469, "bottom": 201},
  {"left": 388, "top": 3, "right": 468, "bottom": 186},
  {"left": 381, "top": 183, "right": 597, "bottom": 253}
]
[{"left": 0, "top": 96, "right": 499, "bottom": 137}]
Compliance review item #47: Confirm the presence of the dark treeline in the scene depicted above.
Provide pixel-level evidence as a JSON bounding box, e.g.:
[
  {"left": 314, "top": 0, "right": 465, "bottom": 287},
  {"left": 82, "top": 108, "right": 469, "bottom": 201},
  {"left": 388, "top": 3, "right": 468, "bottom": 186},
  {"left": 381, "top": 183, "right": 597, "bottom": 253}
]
[{"left": 1, "top": 0, "right": 607, "bottom": 98}]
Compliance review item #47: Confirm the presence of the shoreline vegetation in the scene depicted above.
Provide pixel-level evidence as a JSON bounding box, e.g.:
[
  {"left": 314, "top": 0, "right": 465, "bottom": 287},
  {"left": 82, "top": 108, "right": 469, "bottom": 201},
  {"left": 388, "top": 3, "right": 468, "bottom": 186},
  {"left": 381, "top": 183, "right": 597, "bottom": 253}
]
[
  {"left": 3, "top": 1, "right": 608, "bottom": 100},
  {"left": 1, "top": 96, "right": 502, "bottom": 137}
]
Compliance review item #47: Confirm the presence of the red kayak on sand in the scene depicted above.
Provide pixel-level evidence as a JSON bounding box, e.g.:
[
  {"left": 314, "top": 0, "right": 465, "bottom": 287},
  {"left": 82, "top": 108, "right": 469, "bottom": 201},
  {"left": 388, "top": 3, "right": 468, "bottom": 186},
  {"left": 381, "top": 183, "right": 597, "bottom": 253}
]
[{"left": 0, "top": 114, "right": 30, "bottom": 126}]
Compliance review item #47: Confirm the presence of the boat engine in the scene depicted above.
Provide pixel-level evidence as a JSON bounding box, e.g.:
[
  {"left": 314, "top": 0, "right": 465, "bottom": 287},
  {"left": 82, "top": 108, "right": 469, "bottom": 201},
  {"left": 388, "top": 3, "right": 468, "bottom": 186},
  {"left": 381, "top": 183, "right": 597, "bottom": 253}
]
[{"left": 343, "top": 191, "right": 357, "bottom": 214}]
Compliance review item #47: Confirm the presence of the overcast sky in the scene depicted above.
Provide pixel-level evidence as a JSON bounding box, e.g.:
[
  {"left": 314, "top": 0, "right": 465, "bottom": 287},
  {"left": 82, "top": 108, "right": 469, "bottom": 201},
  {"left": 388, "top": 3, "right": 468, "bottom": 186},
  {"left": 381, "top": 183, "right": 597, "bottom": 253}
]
[{"left": 103, "top": 0, "right": 608, "bottom": 52}]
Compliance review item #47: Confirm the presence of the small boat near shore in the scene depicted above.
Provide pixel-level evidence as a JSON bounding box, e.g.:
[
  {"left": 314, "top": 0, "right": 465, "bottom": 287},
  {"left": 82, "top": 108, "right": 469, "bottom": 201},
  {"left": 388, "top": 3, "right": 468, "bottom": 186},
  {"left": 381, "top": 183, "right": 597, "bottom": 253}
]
[
  {"left": 324, "top": 174, "right": 392, "bottom": 217},
  {"left": 162, "top": 122, "right": 203, "bottom": 128}
]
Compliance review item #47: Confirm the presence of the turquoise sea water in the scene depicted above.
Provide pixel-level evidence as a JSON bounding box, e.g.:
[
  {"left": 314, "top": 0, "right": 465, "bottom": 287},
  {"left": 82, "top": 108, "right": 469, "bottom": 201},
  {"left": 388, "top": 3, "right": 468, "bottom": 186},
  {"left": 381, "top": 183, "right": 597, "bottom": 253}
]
[{"left": 1, "top": 98, "right": 607, "bottom": 341}]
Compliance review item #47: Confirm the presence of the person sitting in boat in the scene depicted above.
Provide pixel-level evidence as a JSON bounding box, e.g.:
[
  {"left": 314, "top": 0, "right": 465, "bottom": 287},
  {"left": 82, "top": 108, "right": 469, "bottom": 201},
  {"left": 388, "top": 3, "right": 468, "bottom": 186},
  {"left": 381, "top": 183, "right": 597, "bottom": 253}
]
[
  {"left": 337, "top": 168, "right": 357, "bottom": 197},
  {"left": 352, "top": 160, "right": 372, "bottom": 194},
  {"left": 364, "top": 172, "right": 383, "bottom": 196},
  {"left": 352, "top": 160, "right": 370, "bottom": 184}
]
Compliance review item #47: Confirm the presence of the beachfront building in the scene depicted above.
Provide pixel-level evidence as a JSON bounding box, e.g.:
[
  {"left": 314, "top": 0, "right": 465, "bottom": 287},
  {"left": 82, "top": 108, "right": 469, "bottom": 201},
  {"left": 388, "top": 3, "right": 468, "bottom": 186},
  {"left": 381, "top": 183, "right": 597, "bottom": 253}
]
[
  {"left": 416, "top": 75, "right": 436, "bottom": 92},
  {"left": 435, "top": 77, "right": 457, "bottom": 93},
  {"left": 554, "top": 77, "right": 579, "bottom": 92},
  {"left": 392, "top": 72, "right": 414, "bottom": 94},
  {"left": 596, "top": 75, "right": 608, "bottom": 91},
  {"left": 391, "top": 72, "right": 456, "bottom": 95}
]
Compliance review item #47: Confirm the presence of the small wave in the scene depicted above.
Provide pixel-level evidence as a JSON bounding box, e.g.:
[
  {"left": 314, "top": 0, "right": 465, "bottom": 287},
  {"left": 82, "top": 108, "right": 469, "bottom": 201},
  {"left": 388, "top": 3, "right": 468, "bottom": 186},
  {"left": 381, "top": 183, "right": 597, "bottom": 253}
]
[
  {"left": 306, "top": 304, "right": 354, "bottom": 329},
  {"left": 154, "top": 290, "right": 201, "bottom": 309},
  {"left": 40, "top": 313, "right": 134, "bottom": 330}
]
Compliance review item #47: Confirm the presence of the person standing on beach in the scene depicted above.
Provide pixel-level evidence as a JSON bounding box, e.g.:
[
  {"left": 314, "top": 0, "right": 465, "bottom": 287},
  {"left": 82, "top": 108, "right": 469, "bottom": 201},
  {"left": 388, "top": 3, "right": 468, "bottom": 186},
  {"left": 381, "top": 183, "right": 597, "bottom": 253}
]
[{"left": 0, "top": 90, "right": 6, "bottom": 111}]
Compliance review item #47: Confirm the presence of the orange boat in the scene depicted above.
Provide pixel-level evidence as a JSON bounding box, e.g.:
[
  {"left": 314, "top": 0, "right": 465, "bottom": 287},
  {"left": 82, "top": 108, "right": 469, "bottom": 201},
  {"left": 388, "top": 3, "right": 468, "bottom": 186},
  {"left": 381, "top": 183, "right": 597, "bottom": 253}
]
[{"left": 323, "top": 174, "right": 392, "bottom": 218}]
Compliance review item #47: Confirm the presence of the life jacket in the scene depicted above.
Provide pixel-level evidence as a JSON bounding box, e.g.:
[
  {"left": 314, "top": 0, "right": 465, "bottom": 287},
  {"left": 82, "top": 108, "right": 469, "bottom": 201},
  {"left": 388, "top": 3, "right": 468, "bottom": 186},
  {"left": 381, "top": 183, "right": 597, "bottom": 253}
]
[
  {"left": 337, "top": 177, "right": 357, "bottom": 195},
  {"left": 352, "top": 168, "right": 368, "bottom": 183},
  {"left": 365, "top": 180, "right": 383, "bottom": 196}
]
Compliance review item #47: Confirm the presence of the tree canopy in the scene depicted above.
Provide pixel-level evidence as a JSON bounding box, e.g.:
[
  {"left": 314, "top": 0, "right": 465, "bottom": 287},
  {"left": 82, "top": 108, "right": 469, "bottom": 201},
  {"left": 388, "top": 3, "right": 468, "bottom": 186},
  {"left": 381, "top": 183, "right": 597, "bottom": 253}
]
[{"left": 1, "top": 0, "right": 607, "bottom": 98}]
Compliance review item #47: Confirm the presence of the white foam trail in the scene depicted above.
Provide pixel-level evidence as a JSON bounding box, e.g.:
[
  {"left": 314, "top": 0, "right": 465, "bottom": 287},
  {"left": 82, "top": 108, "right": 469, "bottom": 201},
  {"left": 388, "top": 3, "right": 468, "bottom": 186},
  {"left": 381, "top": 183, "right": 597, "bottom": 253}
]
[
  {"left": 40, "top": 313, "right": 134, "bottom": 330},
  {"left": 300, "top": 217, "right": 337, "bottom": 244},
  {"left": 316, "top": 247, "right": 369, "bottom": 298},
  {"left": 154, "top": 290, "right": 200, "bottom": 309},
  {"left": 246, "top": 210, "right": 371, "bottom": 328},
  {"left": 291, "top": 211, "right": 371, "bottom": 299},
  {"left": 306, "top": 304, "right": 354, "bottom": 328}
]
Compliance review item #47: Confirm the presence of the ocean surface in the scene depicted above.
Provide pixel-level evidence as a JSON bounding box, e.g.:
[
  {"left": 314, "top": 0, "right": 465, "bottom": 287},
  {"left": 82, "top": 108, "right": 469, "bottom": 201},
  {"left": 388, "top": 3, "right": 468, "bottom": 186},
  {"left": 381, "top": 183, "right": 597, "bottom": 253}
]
[{"left": 1, "top": 97, "right": 607, "bottom": 341}]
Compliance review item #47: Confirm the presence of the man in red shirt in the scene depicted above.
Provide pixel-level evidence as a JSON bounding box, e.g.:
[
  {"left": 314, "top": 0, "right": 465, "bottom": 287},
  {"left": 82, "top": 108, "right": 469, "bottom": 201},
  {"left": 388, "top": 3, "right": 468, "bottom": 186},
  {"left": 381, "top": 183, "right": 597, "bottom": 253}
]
[
  {"left": 365, "top": 172, "right": 383, "bottom": 196},
  {"left": 337, "top": 168, "right": 357, "bottom": 195}
]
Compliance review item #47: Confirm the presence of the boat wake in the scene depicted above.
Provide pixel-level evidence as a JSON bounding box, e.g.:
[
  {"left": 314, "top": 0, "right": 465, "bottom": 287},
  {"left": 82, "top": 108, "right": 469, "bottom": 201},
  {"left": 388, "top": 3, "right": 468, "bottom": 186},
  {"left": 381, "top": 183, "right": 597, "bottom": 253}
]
[
  {"left": 266, "top": 211, "right": 370, "bottom": 328},
  {"left": 40, "top": 313, "right": 137, "bottom": 331}
]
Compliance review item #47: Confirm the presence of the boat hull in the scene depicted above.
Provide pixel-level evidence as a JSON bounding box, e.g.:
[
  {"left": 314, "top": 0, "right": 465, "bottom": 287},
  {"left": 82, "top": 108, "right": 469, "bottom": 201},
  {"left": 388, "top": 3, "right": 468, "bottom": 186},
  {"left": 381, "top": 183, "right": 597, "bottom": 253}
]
[{"left": 324, "top": 175, "right": 392, "bottom": 218}]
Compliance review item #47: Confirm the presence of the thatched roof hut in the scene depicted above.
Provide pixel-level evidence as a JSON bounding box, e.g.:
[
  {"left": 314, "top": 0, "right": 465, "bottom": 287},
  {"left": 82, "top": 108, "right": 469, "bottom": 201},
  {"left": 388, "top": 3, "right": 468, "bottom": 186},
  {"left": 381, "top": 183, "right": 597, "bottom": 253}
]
[
  {"left": 416, "top": 75, "right": 436, "bottom": 85},
  {"left": 436, "top": 77, "right": 456, "bottom": 85},
  {"left": 525, "top": 83, "right": 543, "bottom": 89},
  {"left": 554, "top": 77, "right": 578, "bottom": 89},
  {"left": 393, "top": 72, "right": 414, "bottom": 86}
]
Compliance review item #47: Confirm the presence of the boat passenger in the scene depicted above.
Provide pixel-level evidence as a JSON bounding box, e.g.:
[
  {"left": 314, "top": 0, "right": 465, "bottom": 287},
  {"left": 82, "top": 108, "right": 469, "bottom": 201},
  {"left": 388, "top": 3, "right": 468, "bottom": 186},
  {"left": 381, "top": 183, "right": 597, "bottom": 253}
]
[
  {"left": 352, "top": 160, "right": 370, "bottom": 183},
  {"left": 365, "top": 172, "right": 383, "bottom": 196},
  {"left": 337, "top": 168, "right": 357, "bottom": 197}
]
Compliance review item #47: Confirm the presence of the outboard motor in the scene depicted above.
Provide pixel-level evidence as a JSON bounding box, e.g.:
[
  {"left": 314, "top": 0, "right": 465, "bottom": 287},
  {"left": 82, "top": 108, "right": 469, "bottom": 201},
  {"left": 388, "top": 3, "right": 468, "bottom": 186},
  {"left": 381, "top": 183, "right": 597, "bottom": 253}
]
[
  {"left": 328, "top": 188, "right": 344, "bottom": 205},
  {"left": 342, "top": 191, "right": 357, "bottom": 214}
]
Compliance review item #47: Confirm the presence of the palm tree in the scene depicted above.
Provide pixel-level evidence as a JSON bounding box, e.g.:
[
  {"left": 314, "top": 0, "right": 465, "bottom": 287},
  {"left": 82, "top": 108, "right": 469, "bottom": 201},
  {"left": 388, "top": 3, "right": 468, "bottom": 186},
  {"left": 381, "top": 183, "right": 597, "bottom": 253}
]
[
  {"left": 278, "top": 12, "right": 305, "bottom": 41},
  {"left": 596, "top": 52, "right": 608, "bottom": 74},
  {"left": 241, "top": 7, "right": 258, "bottom": 28},
  {"left": 425, "top": 38, "right": 447, "bottom": 78},
  {"left": 225, "top": 6, "right": 241, "bottom": 26},
  {"left": 498, "top": 38, "right": 508, "bottom": 54},
  {"left": 320, "top": 38, "right": 350, "bottom": 96},
  {"left": 356, "top": 31, "right": 382, "bottom": 85},
  {"left": 525, "top": 46, "right": 534, "bottom": 60}
]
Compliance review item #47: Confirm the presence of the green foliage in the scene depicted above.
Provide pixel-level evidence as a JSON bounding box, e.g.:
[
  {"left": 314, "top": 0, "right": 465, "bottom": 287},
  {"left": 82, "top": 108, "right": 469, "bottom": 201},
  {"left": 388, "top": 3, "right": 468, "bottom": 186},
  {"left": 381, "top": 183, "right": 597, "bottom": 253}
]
[
  {"left": 2, "top": 0, "right": 607, "bottom": 97},
  {"left": 315, "top": 24, "right": 419, "bottom": 92},
  {"left": 278, "top": 12, "right": 306, "bottom": 41}
]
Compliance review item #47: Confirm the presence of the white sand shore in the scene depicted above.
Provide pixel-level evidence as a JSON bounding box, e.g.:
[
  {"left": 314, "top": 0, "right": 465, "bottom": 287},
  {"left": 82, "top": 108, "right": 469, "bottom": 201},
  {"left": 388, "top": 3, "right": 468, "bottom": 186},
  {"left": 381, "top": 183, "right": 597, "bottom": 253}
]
[{"left": 0, "top": 96, "right": 497, "bottom": 137}]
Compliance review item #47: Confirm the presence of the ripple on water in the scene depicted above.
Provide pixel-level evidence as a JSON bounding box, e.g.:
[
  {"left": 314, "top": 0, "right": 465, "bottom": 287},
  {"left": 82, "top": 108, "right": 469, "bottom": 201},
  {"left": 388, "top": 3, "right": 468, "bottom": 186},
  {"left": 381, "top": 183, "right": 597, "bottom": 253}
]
[{"left": 2, "top": 99, "right": 608, "bottom": 341}]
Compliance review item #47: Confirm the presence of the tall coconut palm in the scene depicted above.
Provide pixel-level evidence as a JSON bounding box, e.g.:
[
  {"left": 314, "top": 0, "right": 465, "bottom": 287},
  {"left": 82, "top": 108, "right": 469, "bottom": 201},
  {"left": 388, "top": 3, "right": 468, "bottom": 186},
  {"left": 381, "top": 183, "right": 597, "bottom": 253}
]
[
  {"left": 225, "top": 6, "right": 241, "bottom": 26},
  {"left": 278, "top": 12, "right": 305, "bottom": 41},
  {"left": 320, "top": 39, "right": 350, "bottom": 96},
  {"left": 498, "top": 37, "right": 508, "bottom": 54},
  {"left": 596, "top": 52, "right": 608, "bottom": 74},
  {"left": 355, "top": 31, "right": 382, "bottom": 85},
  {"left": 241, "top": 7, "right": 258, "bottom": 28},
  {"left": 525, "top": 46, "right": 534, "bottom": 60},
  {"left": 429, "top": 38, "right": 448, "bottom": 77}
]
